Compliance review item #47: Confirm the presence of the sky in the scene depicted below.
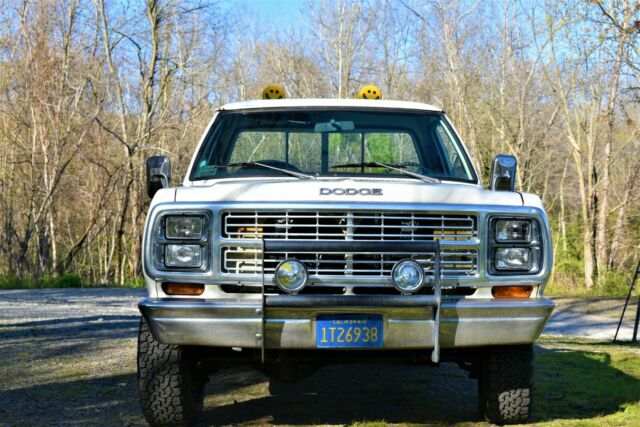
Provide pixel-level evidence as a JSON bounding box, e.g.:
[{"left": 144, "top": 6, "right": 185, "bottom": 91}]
[{"left": 223, "top": 0, "right": 308, "bottom": 32}]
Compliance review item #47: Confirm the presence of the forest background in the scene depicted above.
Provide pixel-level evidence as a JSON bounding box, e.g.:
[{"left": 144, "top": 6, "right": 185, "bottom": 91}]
[{"left": 1, "top": 0, "right": 639, "bottom": 295}]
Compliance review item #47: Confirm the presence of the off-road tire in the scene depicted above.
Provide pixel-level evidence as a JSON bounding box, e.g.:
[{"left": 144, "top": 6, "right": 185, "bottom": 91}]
[
  {"left": 137, "top": 317, "right": 206, "bottom": 427},
  {"left": 478, "top": 345, "right": 533, "bottom": 425}
]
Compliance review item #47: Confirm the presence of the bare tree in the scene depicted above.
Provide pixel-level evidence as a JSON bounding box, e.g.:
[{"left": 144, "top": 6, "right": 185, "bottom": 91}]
[
  {"left": 308, "top": 0, "right": 376, "bottom": 98},
  {"left": 0, "top": 0, "right": 639, "bottom": 292}
]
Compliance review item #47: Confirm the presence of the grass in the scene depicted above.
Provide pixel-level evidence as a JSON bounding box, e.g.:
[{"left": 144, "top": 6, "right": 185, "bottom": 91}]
[
  {"left": 0, "top": 274, "right": 145, "bottom": 289},
  {"left": 532, "top": 337, "right": 640, "bottom": 426},
  {"left": 545, "top": 282, "right": 632, "bottom": 298},
  {"left": 546, "top": 269, "right": 637, "bottom": 298}
]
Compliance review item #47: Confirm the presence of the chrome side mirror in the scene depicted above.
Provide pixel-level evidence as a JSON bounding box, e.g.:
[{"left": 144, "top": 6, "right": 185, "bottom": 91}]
[
  {"left": 490, "top": 154, "right": 517, "bottom": 192},
  {"left": 146, "top": 156, "right": 171, "bottom": 198}
]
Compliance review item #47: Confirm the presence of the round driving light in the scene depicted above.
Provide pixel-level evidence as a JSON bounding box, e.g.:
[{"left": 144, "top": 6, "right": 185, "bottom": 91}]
[
  {"left": 274, "top": 259, "right": 308, "bottom": 293},
  {"left": 391, "top": 259, "right": 425, "bottom": 293}
]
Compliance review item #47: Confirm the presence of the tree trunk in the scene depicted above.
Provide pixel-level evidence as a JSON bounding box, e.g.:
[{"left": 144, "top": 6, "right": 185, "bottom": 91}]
[{"left": 595, "top": 40, "right": 624, "bottom": 285}]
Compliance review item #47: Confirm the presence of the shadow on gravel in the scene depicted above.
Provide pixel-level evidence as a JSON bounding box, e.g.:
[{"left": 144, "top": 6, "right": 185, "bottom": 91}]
[
  {"left": 0, "top": 315, "right": 139, "bottom": 340},
  {"left": 0, "top": 373, "right": 142, "bottom": 426},
  {"left": 201, "top": 363, "right": 479, "bottom": 425},
  {"left": 0, "top": 315, "right": 140, "bottom": 363},
  {"left": 199, "top": 345, "right": 640, "bottom": 426},
  {"left": 0, "top": 344, "right": 638, "bottom": 425}
]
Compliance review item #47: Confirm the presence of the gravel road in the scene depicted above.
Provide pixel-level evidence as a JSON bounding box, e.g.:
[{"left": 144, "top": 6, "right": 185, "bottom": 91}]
[
  {"left": 0, "top": 288, "right": 637, "bottom": 426},
  {"left": 545, "top": 296, "right": 638, "bottom": 341}
]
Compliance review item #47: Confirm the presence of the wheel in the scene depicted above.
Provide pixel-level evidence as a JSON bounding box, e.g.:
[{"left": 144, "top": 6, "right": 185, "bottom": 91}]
[
  {"left": 137, "top": 317, "right": 206, "bottom": 426},
  {"left": 478, "top": 345, "right": 533, "bottom": 425}
]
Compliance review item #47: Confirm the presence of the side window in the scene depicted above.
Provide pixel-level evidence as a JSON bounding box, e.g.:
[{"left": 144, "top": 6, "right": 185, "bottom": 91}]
[
  {"left": 434, "top": 125, "right": 471, "bottom": 179},
  {"left": 229, "top": 132, "right": 285, "bottom": 163}
]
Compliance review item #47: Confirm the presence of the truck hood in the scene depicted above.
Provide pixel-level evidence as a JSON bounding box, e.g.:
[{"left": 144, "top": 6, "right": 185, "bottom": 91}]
[{"left": 171, "top": 179, "right": 532, "bottom": 207}]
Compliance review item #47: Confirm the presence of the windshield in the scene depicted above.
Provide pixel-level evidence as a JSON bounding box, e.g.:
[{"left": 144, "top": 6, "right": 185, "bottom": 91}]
[{"left": 190, "top": 109, "right": 477, "bottom": 183}]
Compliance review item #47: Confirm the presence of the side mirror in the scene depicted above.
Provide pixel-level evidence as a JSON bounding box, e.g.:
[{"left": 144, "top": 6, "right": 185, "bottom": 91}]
[
  {"left": 490, "top": 154, "right": 517, "bottom": 192},
  {"left": 146, "top": 156, "right": 171, "bottom": 198}
]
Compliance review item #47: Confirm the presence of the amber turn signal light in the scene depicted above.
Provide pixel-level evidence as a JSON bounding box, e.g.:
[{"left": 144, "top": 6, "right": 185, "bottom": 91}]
[
  {"left": 162, "top": 282, "right": 205, "bottom": 296},
  {"left": 491, "top": 285, "right": 533, "bottom": 299}
]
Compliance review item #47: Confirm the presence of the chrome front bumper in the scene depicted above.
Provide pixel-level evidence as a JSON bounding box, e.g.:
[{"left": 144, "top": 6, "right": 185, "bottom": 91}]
[{"left": 139, "top": 296, "right": 554, "bottom": 350}]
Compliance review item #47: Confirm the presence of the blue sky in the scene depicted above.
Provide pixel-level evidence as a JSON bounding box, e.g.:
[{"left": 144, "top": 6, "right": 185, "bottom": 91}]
[{"left": 224, "top": 0, "right": 308, "bottom": 32}]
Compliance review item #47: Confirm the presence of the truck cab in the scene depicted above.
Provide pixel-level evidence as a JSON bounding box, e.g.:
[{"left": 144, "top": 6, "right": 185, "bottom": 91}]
[{"left": 137, "top": 96, "right": 554, "bottom": 426}]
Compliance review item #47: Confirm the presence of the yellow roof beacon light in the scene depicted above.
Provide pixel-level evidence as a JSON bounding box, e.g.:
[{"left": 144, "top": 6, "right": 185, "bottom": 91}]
[
  {"left": 357, "top": 84, "right": 382, "bottom": 100},
  {"left": 262, "top": 84, "right": 286, "bottom": 99}
]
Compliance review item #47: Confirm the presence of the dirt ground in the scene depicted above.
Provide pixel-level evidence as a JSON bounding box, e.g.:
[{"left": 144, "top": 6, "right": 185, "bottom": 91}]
[{"left": 0, "top": 289, "right": 638, "bottom": 426}]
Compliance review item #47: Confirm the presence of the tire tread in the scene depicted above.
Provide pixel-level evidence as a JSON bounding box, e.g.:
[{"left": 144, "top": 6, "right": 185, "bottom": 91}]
[
  {"left": 479, "top": 345, "right": 533, "bottom": 425},
  {"left": 137, "top": 318, "right": 204, "bottom": 427}
]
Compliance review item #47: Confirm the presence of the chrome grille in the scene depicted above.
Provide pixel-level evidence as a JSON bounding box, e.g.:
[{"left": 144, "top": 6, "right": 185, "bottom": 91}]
[
  {"left": 221, "top": 247, "right": 478, "bottom": 278},
  {"left": 220, "top": 210, "right": 478, "bottom": 280},
  {"left": 222, "top": 211, "right": 476, "bottom": 241}
]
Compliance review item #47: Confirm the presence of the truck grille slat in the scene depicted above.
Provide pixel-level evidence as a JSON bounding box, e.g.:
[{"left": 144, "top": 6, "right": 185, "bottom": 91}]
[
  {"left": 221, "top": 247, "right": 478, "bottom": 277},
  {"left": 223, "top": 211, "right": 477, "bottom": 241}
]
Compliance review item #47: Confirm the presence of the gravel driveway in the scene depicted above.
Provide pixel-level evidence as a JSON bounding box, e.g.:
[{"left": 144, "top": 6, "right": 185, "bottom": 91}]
[
  {"left": 0, "top": 289, "right": 637, "bottom": 426},
  {"left": 545, "top": 296, "right": 638, "bottom": 340}
]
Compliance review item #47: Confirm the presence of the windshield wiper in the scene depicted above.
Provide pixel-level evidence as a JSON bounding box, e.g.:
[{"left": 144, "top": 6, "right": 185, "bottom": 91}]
[
  {"left": 214, "top": 162, "right": 315, "bottom": 180},
  {"left": 331, "top": 162, "right": 440, "bottom": 184}
]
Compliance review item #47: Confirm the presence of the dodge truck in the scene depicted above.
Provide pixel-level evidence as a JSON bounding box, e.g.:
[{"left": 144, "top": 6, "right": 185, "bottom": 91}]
[{"left": 138, "top": 93, "right": 554, "bottom": 425}]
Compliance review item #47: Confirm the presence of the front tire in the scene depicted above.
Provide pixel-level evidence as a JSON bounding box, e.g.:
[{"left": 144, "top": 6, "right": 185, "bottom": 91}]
[
  {"left": 137, "top": 318, "right": 206, "bottom": 426},
  {"left": 478, "top": 345, "right": 533, "bottom": 425}
]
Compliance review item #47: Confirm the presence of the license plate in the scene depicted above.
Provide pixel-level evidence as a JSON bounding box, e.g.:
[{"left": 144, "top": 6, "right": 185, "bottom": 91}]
[{"left": 316, "top": 314, "right": 383, "bottom": 348}]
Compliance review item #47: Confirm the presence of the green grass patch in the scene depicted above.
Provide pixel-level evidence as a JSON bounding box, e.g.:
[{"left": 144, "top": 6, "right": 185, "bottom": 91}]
[
  {"left": 545, "top": 272, "right": 635, "bottom": 297},
  {"left": 0, "top": 273, "right": 82, "bottom": 289},
  {"left": 0, "top": 274, "right": 145, "bottom": 289},
  {"left": 533, "top": 338, "right": 640, "bottom": 425}
]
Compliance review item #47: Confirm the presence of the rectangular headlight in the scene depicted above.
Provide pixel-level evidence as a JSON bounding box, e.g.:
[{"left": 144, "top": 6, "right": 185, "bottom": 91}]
[
  {"left": 165, "top": 244, "right": 202, "bottom": 267},
  {"left": 495, "top": 219, "right": 531, "bottom": 242},
  {"left": 495, "top": 247, "right": 531, "bottom": 271},
  {"left": 166, "top": 216, "right": 203, "bottom": 239}
]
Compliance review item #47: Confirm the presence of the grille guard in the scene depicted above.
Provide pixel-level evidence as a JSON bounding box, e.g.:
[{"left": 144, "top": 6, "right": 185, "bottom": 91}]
[{"left": 259, "top": 239, "right": 443, "bottom": 363}]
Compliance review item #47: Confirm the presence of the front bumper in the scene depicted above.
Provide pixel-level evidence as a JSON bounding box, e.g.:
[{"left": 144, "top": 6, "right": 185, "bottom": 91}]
[{"left": 139, "top": 296, "right": 554, "bottom": 349}]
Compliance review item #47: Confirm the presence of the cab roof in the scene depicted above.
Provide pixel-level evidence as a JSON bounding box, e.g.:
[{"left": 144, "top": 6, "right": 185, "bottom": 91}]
[{"left": 218, "top": 98, "right": 443, "bottom": 113}]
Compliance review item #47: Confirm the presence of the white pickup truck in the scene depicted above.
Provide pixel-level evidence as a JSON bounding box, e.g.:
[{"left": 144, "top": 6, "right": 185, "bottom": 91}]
[{"left": 137, "top": 96, "right": 554, "bottom": 425}]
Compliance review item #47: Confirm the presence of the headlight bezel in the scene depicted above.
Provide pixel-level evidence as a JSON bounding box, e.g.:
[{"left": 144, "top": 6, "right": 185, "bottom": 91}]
[
  {"left": 488, "top": 216, "right": 543, "bottom": 275},
  {"left": 153, "top": 211, "right": 211, "bottom": 272}
]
